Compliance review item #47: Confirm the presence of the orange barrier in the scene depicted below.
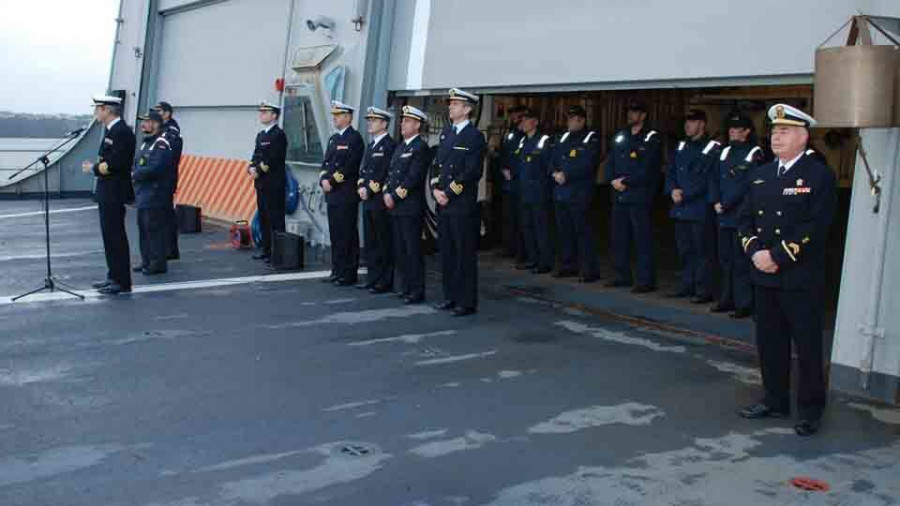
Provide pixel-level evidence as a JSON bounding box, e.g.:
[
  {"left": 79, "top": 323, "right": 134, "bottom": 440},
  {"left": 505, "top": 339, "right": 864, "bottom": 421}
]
[{"left": 175, "top": 155, "right": 256, "bottom": 223}]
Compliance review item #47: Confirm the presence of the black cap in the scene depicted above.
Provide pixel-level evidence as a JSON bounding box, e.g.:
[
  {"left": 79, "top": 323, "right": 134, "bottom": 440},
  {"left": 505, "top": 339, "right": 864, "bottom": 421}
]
[
  {"left": 685, "top": 109, "right": 707, "bottom": 122},
  {"left": 567, "top": 105, "right": 587, "bottom": 118},
  {"left": 137, "top": 110, "right": 164, "bottom": 123},
  {"left": 725, "top": 113, "right": 753, "bottom": 129},
  {"left": 521, "top": 107, "right": 539, "bottom": 119},
  {"left": 626, "top": 100, "right": 647, "bottom": 113},
  {"left": 154, "top": 101, "right": 173, "bottom": 113}
]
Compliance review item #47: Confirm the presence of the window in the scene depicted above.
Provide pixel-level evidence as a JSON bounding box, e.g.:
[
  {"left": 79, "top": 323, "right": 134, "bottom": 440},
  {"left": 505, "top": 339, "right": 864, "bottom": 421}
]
[{"left": 283, "top": 93, "right": 323, "bottom": 164}]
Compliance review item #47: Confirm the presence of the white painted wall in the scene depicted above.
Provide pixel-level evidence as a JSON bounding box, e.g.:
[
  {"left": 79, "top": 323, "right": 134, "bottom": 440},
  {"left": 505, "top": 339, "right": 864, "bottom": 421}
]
[
  {"left": 832, "top": 128, "right": 900, "bottom": 385},
  {"left": 389, "top": 0, "right": 900, "bottom": 91}
]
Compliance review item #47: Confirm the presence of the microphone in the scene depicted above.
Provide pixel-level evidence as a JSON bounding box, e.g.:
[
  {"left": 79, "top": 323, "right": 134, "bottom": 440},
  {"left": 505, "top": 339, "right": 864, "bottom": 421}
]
[{"left": 67, "top": 127, "right": 85, "bottom": 137}]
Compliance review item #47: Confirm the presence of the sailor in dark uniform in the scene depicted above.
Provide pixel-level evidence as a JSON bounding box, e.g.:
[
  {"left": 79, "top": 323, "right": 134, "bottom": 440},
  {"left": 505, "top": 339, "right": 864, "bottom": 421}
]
[
  {"left": 85, "top": 94, "right": 136, "bottom": 295},
  {"left": 737, "top": 104, "right": 836, "bottom": 437},
  {"left": 498, "top": 105, "right": 528, "bottom": 262},
  {"left": 431, "top": 88, "right": 487, "bottom": 317},
  {"left": 153, "top": 101, "right": 182, "bottom": 261},
  {"left": 515, "top": 108, "right": 554, "bottom": 274},
  {"left": 356, "top": 106, "right": 398, "bottom": 293},
  {"left": 132, "top": 110, "right": 175, "bottom": 276},
  {"left": 605, "top": 100, "right": 660, "bottom": 291},
  {"left": 385, "top": 105, "right": 430, "bottom": 304},
  {"left": 665, "top": 109, "right": 720, "bottom": 302},
  {"left": 709, "top": 113, "right": 764, "bottom": 318},
  {"left": 249, "top": 101, "right": 288, "bottom": 265},
  {"left": 552, "top": 105, "right": 601, "bottom": 283},
  {"left": 320, "top": 101, "right": 365, "bottom": 286}
]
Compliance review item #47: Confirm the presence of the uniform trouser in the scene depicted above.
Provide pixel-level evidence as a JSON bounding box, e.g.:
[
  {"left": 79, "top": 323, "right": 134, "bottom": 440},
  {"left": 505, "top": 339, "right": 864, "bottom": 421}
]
[
  {"left": 755, "top": 285, "right": 827, "bottom": 420},
  {"left": 328, "top": 203, "right": 360, "bottom": 282},
  {"left": 392, "top": 214, "right": 425, "bottom": 299},
  {"left": 438, "top": 211, "right": 479, "bottom": 309},
  {"left": 717, "top": 227, "right": 754, "bottom": 310},
  {"left": 611, "top": 203, "right": 655, "bottom": 286},
  {"left": 256, "top": 187, "right": 286, "bottom": 256},
  {"left": 363, "top": 208, "right": 393, "bottom": 288},
  {"left": 520, "top": 202, "right": 553, "bottom": 270},
  {"left": 165, "top": 196, "right": 179, "bottom": 258},
  {"left": 98, "top": 202, "right": 132, "bottom": 288},
  {"left": 138, "top": 207, "right": 168, "bottom": 272},
  {"left": 674, "top": 218, "right": 713, "bottom": 296},
  {"left": 501, "top": 191, "right": 524, "bottom": 261},
  {"left": 556, "top": 201, "right": 598, "bottom": 277}
]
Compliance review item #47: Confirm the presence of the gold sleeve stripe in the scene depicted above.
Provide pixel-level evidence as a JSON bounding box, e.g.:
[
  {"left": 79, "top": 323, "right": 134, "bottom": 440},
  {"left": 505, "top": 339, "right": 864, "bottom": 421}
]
[{"left": 781, "top": 240, "right": 798, "bottom": 262}]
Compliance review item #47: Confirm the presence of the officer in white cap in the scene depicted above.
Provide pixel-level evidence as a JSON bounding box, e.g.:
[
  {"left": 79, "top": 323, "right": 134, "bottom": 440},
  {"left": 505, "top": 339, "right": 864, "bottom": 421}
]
[
  {"left": 737, "top": 103, "right": 837, "bottom": 437},
  {"left": 320, "top": 100, "right": 365, "bottom": 286},
  {"left": 249, "top": 101, "right": 288, "bottom": 265},
  {"left": 356, "top": 106, "right": 398, "bottom": 293},
  {"left": 84, "top": 94, "right": 136, "bottom": 295},
  {"left": 385, "top": 105, "right": 431, "bottom": 304},
  {"left": 430, "top": 88, "right": 486, "bottom": 317}
]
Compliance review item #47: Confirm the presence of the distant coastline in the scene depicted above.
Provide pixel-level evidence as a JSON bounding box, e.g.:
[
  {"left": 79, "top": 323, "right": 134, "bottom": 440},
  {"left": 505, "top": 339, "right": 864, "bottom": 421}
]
[{"left": 0, "top": 111, "right": 92, "bottom": 139}]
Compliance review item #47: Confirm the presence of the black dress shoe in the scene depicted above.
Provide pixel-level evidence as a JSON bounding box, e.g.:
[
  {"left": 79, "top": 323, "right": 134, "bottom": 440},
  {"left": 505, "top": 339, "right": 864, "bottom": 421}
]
[
  {"left": 132, "top": 265, "right": 147, "bottom": 273},
  {"left": 631, "top": 285, "right": 656, "bottom": 294},
  {"left": 691, "top": 295, "right": 714, "bottom": 304},
  {"left": 370, "top": 286, "right": 392, "bottom": 294},
  {"left": 321, "top": 275, "right": 339, "bottom": 284},
  {"left": 433, "top": 300, "right": 456, "bottom": 311},
  {"left": 667, "top": 290, "right": 693, "bottom": 298},
  {"left": 252, "top": 253, "right": 270, "bottom": 261},
  {"left": 451, "top": 307, "right": 477, "bottom": 317},
  {"left": 710, "top": 302, "right": 735, "bottom": 313},
  {"left": 334, "top": 278, "right": 357, "bottom": 287},
  {"left": 394, "top": 292, "right": 410, "bottom": 299},
  {"left": 604, "top": 279, "right": 631, "bottom": 288},
  {"left": 142, "top": 267, "right": 167, "bottom": 276},
  {"left": 167, "top": 252, "right": 180, "bottom": 261},
  {"left": 404, "top": 295, "right": 425, "bottom": 305},
  {"left": 731, "top": 308, "right": 753, "bottom": 319},
  {"left": 97, "top": 283, "right": 131, "bottom": 295},
  {"left": 515, "top": 263, "right": 536, "bottom": 271},
  {"left": 552, "top": 270, "right": 577, "bottom": 279},
  {"left": 92, "top": 280, "right": 112, "bottom": 289},
  {"left": 794, "top": 419, "right": 821, "bottom": 436},
  {"left": 532, "top": 267, "right": 552, "bottom": 274},
  {"left": 738, "top": 403, "right": 789, "bottom": 419},
  {"left": 580, "top": 274, "right": 601, "bottom": 284},
  {"left": 356, "top": 283, "right": 375, "bottom": 290}
]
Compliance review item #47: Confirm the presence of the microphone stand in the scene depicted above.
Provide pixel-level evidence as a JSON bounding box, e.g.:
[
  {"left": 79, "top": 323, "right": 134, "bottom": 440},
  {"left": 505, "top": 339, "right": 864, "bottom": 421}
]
[{"left": 7, "top": 130, "right": 86, "bottom": 301}]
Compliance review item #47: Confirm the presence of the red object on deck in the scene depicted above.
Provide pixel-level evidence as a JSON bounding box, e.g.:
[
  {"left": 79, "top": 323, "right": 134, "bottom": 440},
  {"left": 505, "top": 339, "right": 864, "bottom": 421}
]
[
  {"left": 790, "top": 477, "right": 831, "bottom": 492},
  {"left": 230, "top": 221, "right": 252, "bottom": 249},
  {"left": 275, "top": 78, "right": 285, "bottom": 92}
]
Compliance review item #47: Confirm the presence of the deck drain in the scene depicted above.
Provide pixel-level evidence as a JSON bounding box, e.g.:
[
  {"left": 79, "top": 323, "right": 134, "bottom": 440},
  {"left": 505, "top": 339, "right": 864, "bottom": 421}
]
[{"left": 340, "top": 444, "right": 372, "bottom": 457}]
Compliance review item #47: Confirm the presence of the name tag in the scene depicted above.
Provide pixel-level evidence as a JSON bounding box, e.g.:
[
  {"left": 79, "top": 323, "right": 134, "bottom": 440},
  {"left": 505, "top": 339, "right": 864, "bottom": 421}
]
[
  {"left": 453, "top": 146, "right": 468, "bottom": 151},
  {"left": 400, "top": 153, "right": 412, "bottom": 158},
  {"left": 337, "top": 145, "right": 349, "bottom": 150},
  {"left": 783, "top": 187, "right": 811, "bottom": 195},
  {"left": 104, "top": 138, "right": 114, "bottom": 145},
  {"left": 373, "top": 153, "right": 384, "bottom": 157},
  {"left": 261, "top": 142, "right": 270, "bottom": 146}
]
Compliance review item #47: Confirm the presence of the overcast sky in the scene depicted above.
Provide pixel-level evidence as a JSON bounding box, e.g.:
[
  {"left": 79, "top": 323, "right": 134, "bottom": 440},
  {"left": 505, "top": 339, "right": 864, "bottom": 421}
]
[{"left": 0, "top": 0, "right": 120, "bottom": 115}]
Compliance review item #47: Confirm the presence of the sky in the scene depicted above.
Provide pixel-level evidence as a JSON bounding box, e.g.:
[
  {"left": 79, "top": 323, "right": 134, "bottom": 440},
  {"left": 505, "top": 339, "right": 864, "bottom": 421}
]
[{"left": 0, "top": 0, "right": 120, "bottom": 115}]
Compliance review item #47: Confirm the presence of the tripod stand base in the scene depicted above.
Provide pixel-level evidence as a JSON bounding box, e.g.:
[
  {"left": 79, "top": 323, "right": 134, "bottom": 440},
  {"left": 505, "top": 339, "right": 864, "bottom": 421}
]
[{"left": 11, "top": 277, "right": 85, "bottom": 302}]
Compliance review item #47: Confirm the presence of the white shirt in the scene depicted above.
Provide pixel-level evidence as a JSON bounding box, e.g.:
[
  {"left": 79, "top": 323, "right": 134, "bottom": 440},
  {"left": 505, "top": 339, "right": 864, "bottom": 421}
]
[
  {"left": 372, "top": 132, "right": 388, "bottom": 146},
  {"left": 453, "top": 120, "right": 470, "bottom": 134},
  {"left": 337, "top": 126, "right": 350, "bottom": 136},
  {"left": 404, "top": 134, "right": 419, "bottom": 146},
  {"left": 777, "top": 151, "right": 804, "bottom": 175},
  {"left": 262, "top": 122, "right": 276, "bottom": 134},
  {"left": 106, "top": 117, "right": 121, "bottom": 130}
]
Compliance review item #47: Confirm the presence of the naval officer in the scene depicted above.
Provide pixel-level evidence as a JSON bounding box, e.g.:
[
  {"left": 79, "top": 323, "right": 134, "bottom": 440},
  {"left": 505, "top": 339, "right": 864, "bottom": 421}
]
[
  {"left": 85, "top": 94, "right": 136, "bottom": 295},
  {"left": 385, "top": 105, "right": 431, "bottom": 304},
  {"left": 320, "top": 101, "right": 365, "bottom": 286},
  {"left": 737, "top": 104, "right": 836, "bottom": 437},
  {"left": 431, "top": 88, "right": 487, "bottom": 317},
  {"left": 357, "top": 106, "right": 398, "bottom": 293},
  {"left": 249, "top": 101, "right": 288, "bottom": 264}
]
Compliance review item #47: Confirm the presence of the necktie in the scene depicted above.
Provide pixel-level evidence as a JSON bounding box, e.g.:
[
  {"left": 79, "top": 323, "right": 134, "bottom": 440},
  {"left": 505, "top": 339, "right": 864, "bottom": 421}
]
[{"left": 777, "top": 165, "right": 786, "bottom": 178}]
